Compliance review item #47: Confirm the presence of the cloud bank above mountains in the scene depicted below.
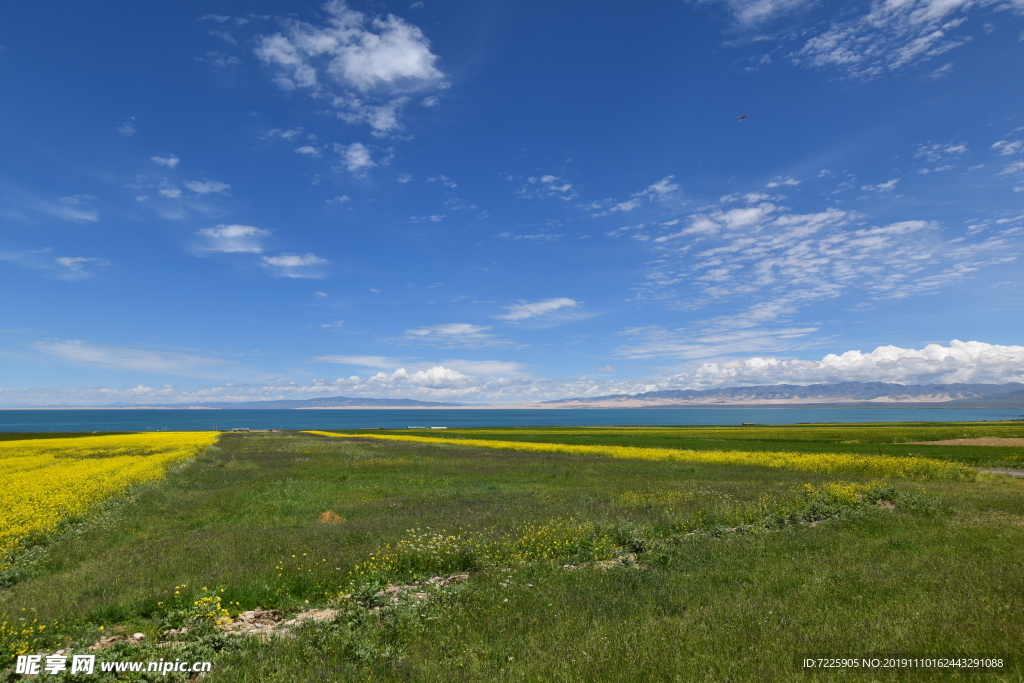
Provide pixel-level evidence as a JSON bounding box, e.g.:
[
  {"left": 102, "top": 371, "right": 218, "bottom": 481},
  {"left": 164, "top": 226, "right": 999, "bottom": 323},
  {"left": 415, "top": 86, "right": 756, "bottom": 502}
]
[{"left": 6, "top": 340, "right": 1022, "bottom": 407}]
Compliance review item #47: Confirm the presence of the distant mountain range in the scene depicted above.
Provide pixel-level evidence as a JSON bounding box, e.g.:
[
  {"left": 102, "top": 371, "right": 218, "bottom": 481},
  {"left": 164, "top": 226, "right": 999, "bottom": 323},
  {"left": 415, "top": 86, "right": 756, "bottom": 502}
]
[
  {"left": 540, "top": 382, "right": 1024, "bottom": 408},
  {"left": 45, "top": 382, "right": 1024, "bottom": 409},
  {"left": 102, "top": 396, "right": 470, "bottom": 409}
]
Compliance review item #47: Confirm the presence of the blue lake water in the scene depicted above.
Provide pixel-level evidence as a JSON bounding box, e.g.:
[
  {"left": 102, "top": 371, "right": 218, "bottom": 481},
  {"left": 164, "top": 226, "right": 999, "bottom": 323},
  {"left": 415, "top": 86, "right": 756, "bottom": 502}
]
[{"left": 1, "top": 407, "right": 1022, "bottom": 432}]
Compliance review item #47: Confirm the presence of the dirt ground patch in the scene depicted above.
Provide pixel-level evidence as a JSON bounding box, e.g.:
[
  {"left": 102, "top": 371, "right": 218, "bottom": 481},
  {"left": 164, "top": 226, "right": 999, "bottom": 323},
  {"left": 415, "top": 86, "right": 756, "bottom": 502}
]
[{"left": 903, "top": 438, "right": 1024, "bottom": 447}]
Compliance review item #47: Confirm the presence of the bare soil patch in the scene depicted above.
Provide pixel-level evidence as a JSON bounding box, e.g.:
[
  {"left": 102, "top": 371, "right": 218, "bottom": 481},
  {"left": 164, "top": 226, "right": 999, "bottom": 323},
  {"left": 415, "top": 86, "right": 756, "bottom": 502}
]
[{"left": 903, "top": 438, "right": 1024, "bottom": 447}]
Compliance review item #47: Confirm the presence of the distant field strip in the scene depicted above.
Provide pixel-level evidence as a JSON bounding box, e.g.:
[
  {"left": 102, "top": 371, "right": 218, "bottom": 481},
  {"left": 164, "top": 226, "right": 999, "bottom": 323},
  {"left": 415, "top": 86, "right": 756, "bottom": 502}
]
[
  {"left": 306, "top": 432, "right": 976, "bottom": 481},
  {"left": 0, "top": 432, "right": 219, "bottom": 562}
]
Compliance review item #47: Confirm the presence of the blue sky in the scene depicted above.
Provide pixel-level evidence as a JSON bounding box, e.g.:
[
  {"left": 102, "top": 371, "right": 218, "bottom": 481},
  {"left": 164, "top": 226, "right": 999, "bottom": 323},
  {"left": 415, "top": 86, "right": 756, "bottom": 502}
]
[{"left": 2, "top": 0, "right": 1023, "bottom": 406}]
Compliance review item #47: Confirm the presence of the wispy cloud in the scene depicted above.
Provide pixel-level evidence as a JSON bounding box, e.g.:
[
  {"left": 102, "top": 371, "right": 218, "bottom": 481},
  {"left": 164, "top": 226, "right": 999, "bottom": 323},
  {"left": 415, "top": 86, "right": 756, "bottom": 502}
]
[
  {"left": 494, "top": 297, "right": 579, "bottom": 321},
  {"left": 992, "top": 139, "right": 1024, "bottom": 156},
  {"left": 261, "top": 252, "right": 329, "bottom": 278},
  {"left": 1, "top": 250, "right": 109, "bottom": 280},
  {"left": 626, "top": 189, "right": 1021, "bottom": 354},
  {"left": 586, "top": 176, "right": 681, "bottom": 216},
  {"left": 402, "top": 323, "right": 504, "bottom": 347},
  {"left": 196, "top": 224, "right": 271, "bottom": 253},
  {"left": 183, "top": 180, "right": 231, "bottom": 194},
  {"left": 31, "top": 340, "right": 239, "bottom": 378},
  {"left": 54, "top": 256, "right": 110, "bottom": 280},
  {"left": 861, "top": 178, "right": 900, "bottom": 192},
  {"left": 311, "top": 355, "right": 399, "bottom": 367},
  {"left": 698, "top": 0, "right": 814, "bottom": 28},
  {"left": 151, "top": 154, "right": 180, "bottom": 168},
  {"left": 791, "top": 0, "right": 990, "bottom": 79}
]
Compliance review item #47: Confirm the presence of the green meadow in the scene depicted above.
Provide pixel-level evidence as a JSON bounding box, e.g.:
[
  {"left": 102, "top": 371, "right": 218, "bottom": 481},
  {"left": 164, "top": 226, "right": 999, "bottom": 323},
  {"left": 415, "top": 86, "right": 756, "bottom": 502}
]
[{"left": 2, "top": 424, "right": 1023, "bottom": 681}]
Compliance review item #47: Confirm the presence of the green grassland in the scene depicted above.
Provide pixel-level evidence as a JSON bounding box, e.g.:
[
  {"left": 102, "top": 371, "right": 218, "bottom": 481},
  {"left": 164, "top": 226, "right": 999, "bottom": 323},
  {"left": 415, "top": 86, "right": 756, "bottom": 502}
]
[
  {"left": 368, "top": 422, "right": 1024, "bottom": 468},
  {"left": 1, "top": 426, "right": 1023, "bottom": 682}
]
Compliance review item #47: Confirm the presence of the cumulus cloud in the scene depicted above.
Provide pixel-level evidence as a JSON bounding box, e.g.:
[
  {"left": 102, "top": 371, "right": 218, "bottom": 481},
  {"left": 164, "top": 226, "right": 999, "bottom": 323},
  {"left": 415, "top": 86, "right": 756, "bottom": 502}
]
[
  {"left": 337, "top": 142, "right": 375, "bottom": 173},
  {"left": 494, "top": 297, "right": 579, "bottom": 321},
  {"left": 10, "top": 340, "right": 1021, "bottom": 408},
  {"left": 766, "top": 177, "right": 800, "bottom": 188},
  {"left": 253, "top": 0, "right": 446, "bottom": 134},
  {"left": 261, "top": 252, "right": 330, "bottom": 277},
  {"left": 196, "top": 224, "right": 271, "bottom": 253},
  {"left": 670, "top": 340, "right": 1024, "bottom": 388},
  {"left": 151, "top": 155, "right": 180, "bottom": 168},
  {"left": 294, "top": 145, "right": 322, "bottom": 156},
  {"left": 183, "top": 180, "right": 231, "bottom": 194}
]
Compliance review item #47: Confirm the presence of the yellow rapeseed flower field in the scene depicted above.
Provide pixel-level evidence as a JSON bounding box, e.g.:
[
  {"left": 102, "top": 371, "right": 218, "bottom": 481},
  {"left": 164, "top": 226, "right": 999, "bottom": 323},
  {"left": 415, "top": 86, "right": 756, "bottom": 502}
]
[
  {"left": 0, "top": 432, "right": 218, "bottom": 564},
  {"left": 306, "top": 431, "right": 975, "bottom": 480}
]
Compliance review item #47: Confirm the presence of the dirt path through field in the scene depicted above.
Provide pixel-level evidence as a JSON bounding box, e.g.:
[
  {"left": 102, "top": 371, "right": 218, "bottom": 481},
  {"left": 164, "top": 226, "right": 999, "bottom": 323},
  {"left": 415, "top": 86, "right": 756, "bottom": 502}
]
[{"left": 904, "top": 438, "right": 1024, "bottom": 447}]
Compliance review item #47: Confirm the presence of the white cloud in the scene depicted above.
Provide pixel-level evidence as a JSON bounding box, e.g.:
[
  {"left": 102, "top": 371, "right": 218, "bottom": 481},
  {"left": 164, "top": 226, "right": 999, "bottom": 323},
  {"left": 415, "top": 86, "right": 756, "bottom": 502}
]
[
  {"left": 700, "top": 0, "right": 814, "bottom": 27},
  {"left": 670, "top": 340, "right": 1024, "bottom": 388},
  {"left": 629, "top": 186, "right": 1022, "bottom": 354},
  {"left": 402, "top": 323, "right": 502, "bottom": 347},
  {"left": 766, "top": 176, "right": 800, "bottom": 188},
  {"left": 992, "top": 140, "right": 1024, "bottom": 156},
  {"left": 397, "top": 172, "right": 413, "bottom": 183},
  {"left": 151, "top": 155, "right": 180, "bottom": 168},
  {"left": 59, "top": 194, "right": 97, "bottom": 205},
  {"left": 31, "top": 340, "right": 237, "bottom": 378},
  {"left": 3, "top": 190, "right": 100, "bottom": 223},
  {"left": 254, "top": 0, "right": 446, "bottom": 134},
  {"left": 9, "top": 340, "right": 1023, "bottom": 407},
  {"left": 183, "top": 180, "right": 231, "bottom": 194},
  {"left": 337, "top": 142, "right": 375, "bottom": 173},
  {"left": 426, "top": 174, "right": 457, "bottom": 188},
  {"left": 494, "top": 297, "right": 579, "bottom": 321},
  {"left": 117, "top": 121, "right": 137, "bottom": 137},
  {"left": 261, "top": 252, "right": 329, "bottom": 278},
  {"left": 312, "top": 355, "right": 398, "bottom": 367},
  {"left": 587, "top": 176, "right": 680, "bottom": 216},
  {"left": 421, "top": 95, "right": 439, "bottom": 106},
  {"left": 295, "top": 145, "right": 322, "bottom": 156},
  {"left": 327, "top": 195, "right": 351, "bottom": 203},
  {"left": 999, "top": 160, "right": 1024, "bottom": 176},
  {"left": 791, "top": 0, "right": 999, "bottom": 78},
  {"left": 263, "top": 128, "right": 304, "bottom": 141},
  {"left": 861, "top": 178, "right": 900, "bottom": 192},
  {"left": 196, "top": 224, "right": 271, "bottom": 253},
  {"left": 916, "top": 141, "right": 968, "bottom": 162},
  {"left": 518, "top": 174, "right": 576, "bottom": 200},
  {"left": 158, "top": 187, "right": 182, "bottom": 199},
  {"left": 54, "top": 256, "right": 110, "bottom": 280},
  {"left": 495, "top": 232, "right": 562, "bottom": 242}
]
